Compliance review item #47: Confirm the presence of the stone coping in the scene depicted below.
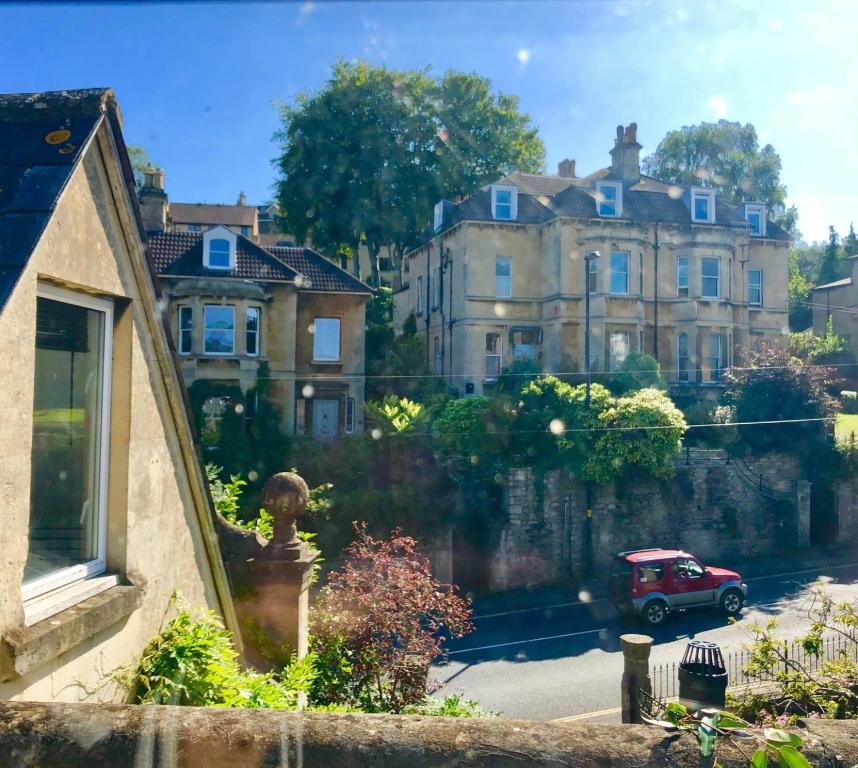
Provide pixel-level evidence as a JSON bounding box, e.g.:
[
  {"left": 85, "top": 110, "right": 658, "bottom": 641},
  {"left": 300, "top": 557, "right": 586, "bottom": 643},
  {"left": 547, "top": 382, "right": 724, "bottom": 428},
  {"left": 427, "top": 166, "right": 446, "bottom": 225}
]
[
  {"left": 0, "top": 584, "right": 141, "bottom": 681},
  {"left": 0, "top": 702, "right": 856, "bottom": 767}
]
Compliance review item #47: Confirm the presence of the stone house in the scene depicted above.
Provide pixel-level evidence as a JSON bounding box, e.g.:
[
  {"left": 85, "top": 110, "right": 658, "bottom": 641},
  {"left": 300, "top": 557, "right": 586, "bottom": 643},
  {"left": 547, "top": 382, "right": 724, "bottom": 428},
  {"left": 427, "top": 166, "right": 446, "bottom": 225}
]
[
  {"left": 812, "top": 256, "right": 858, "bottom": 355},
  {"left": 140, "top": 172, "right": 372, "bottom": 439},
  {"left": 394, "top": 123, "right": 790, "bottom": 396},
  {"left": 0, "top": 88, "right": 240, "bottom": 700}
]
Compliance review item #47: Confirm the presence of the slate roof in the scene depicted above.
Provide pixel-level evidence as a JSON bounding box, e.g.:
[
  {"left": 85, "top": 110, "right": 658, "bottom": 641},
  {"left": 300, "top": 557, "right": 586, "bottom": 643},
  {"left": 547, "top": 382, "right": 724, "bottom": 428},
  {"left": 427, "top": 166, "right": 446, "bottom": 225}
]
[
  {"left": 0, "top": 88, "right": 118, "bottom": 311},
  {"left": 170, "top": 202, "right": 257, "bottom": 227},
  {"left": 814, "top": 277, "right": 853, "bottom": 291},
  {"left": 150, "top": 231, "right": 371, "bottom": 294},
  {"left": 495, "top": 171, "right": 578, "bottom": 196}
]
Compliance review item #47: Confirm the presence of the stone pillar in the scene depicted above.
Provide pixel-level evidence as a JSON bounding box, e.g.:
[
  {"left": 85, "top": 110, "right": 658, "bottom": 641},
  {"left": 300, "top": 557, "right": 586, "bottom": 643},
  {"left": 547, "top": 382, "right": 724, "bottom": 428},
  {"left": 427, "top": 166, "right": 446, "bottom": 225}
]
[
  {"left": 796, "top": 480, "right": 811, "bottom": 548},
  {"left": 217, "top": 472, "right": 318, "bottom": 670},
  {"left": 620, "top": 633, "right": 653, "bottom": 724}
]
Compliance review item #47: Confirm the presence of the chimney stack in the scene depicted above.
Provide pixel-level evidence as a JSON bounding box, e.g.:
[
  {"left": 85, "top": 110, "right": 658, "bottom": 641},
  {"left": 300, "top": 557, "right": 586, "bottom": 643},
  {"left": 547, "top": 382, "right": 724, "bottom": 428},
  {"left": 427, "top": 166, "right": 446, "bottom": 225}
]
[
  {"left": 138, "top": 165, "right": 168, "bottom": 233},
  {"left": 558, "top": 159, "right": 576, "bottom": 178},
  {"left": 609, "top": 123, "right": 641, "bottom": 183},
  {"left": 237, "top": 191, "right": 247, "bottom": 206}
]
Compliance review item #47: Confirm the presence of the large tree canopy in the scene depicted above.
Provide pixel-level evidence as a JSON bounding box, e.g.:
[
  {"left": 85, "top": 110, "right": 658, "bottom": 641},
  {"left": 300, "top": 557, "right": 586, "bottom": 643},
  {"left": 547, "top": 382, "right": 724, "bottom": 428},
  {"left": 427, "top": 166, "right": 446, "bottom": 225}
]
[
  {"left": 274, "top": 61, "right": 545, "bottom": 283},
  {"left": 641, "top": 120, "right": 798, "bottom": 234}
]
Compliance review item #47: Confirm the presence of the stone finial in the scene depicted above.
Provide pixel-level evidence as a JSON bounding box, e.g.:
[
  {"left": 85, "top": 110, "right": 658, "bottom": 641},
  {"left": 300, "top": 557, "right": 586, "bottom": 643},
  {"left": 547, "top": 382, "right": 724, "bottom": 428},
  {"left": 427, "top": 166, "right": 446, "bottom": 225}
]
[{"left": 261, "top": 471, "right": 309, "bottom": 557}]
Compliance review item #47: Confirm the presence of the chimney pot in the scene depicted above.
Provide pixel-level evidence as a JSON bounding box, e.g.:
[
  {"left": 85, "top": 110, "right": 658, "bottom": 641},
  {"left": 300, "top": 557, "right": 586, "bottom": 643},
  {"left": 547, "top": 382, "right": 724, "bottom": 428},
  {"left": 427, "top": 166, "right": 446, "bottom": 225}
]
[
  {"left": 610, "top": 122, "right": 642, "bottom": 183},
  {"left": 558, "top": 159, "right": 576, "bottom": 178}
]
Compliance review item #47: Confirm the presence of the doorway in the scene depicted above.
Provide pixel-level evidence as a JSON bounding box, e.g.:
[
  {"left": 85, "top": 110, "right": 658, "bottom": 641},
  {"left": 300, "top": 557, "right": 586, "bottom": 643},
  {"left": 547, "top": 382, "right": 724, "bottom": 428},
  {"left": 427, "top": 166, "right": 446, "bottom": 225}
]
[{"left": 312, "top": 399, "right": 339, "bottom": 440}]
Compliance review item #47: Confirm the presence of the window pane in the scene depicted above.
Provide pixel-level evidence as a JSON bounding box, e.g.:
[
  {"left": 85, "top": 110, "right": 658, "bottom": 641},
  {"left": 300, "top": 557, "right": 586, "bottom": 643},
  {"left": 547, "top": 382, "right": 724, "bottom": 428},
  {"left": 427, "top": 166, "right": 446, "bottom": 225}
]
[
  {"left": 610, "top": 251, "right": 629, "bottom": 294},
  {"left": 609, "top": 331, "right": 629, "bottom": 371},
  {"left": 749, "top": 269, "right": 762, "bottom": 305},
  {"left": 246, "top": 308, "right": 260, "bottom": 355},
  {"left": 747, "top": 212, "right": 761, "bottom": 235},
  {"left": 208, "top": 238, "right": 231, "bottom": 268},
  {"left": 701, "top": 258, "right": 719, "bottom": 297},
  {"left": 27, "top": 297, "right": 106, "bottom": 584},
  {"left": 314, "top": 317, "right": 341, "bottom": 361},
  {"left": 496, "top": 256, "right": 511, "bottom": 297},
  {"left": 179, "top": 306, "right": 193, "bottom": 354},
  {"left": 677, "top": 256, "right": 688, "bottom": 295},
  {"left": 204, "top": 306, "right": 235, "bottom": 353},
  {"left": 588, "top": 258, "right": 598, "bottom": 293},
  {"left": 694, "top": 195, "right": 709, "bottom": 221}
]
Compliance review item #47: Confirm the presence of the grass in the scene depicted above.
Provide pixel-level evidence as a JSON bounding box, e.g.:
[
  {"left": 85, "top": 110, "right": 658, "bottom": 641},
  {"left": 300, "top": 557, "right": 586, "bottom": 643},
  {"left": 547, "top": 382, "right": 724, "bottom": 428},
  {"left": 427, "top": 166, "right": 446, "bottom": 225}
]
[{"left": 835, "top": 413, "right": 858, "bottom": 444}]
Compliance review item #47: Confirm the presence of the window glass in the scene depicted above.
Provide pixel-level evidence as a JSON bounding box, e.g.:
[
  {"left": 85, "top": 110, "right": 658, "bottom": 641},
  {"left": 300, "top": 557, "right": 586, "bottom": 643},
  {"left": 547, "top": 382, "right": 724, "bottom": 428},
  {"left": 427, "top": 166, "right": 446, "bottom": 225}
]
[
  {"left": 27, "top": 294, "right": 109, "bottom": 590},
  {"left": 701, "top": 257, "right": 719, "bottom": 298},
  {"left": 597, "top": 183, "right": 618, "bottom": 216},
  {"left": 706, "top": 333, "right": 722, "bottom": 382},
  {"left": 677, "top": 255, "right": 689, "bottom": 297},
  {"left": 639, "top": 563, "right": 665, "bottom": 583},
  {"left": 673, "top": 559, "right": 705, "bottom": 579},
  {"left": 693, "top": 192, "right": 710, "bottom": 221},
  {"left": 313, "top": 317, "right": 341, "bottom": 361},
  {"left": 433, "top": 336, "right": 442, "bottom": 373},
  {"left": 495, "top": 255, "right": 512, "bottom": 298},
  {"left": 747, "top": 211, "right": 761, "bottom": 236},
  {"left": 485, "top": 332, "right": 502, "bottom": 378},
  {"left": 639, "top": 252, "right": 644, "bottom": 294},
  {"left": 417, "top": 275, "right": 423, "bottom": 314},
  {"left": 345, "top": 397, "right": 355, "bottom": 434},
  {"left": 246, "top": 307, "right": 260, "bottom": 356},
  {"left": 208, "top": 238, "right": 231, "bottom": 268},
  {"left": 677, "top": 332, "right": 689, "bottom": 382},
  {"left": 188, "top": 224, "right": 201, "bottom": 233},
  {"left": 494, "top": 189, "right": 512, "bottom": 219},
  {"left": 748, "top": 269, "right": 763, "bottom": 306},
  {"left": 240, "top": 225, "right": 249, "bottom": 237},
  {"left": 512, "top": 329, "right": 539, "bottom": 361},
  {"left": 178, "top": 306, "right": 193, "bottom": 354},
  {"left": 609, "top": 331, "right": 629, "bottom": 371},
  {"left": 204, "top": 305, "right": 235, "bottom": 354},
  {"left": 610, "top": 251, "right": 629, "bottom": 294}
]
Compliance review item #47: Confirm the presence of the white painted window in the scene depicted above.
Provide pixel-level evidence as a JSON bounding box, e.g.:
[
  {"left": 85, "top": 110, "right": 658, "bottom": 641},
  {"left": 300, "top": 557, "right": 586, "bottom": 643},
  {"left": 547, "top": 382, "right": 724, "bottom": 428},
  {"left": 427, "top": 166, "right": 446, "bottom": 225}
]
[
  {"left": 240, "top": 225, "right": 249, "bottom": 238},
  {"left": 748, "top": 269, "right": 763, "bottom": 307},
  {"left": 24, "top": 286, "right": 113, "bottom": 601},
  {"left": 188, "top": 224, "right": 201, "bottom": 233},
  {"left": 433, "top": 201, "right": 444, "bottom": 232},
  {"left": 416, "top": 275, "right": 423, "bottom": 315},
  {"left": 706, "top": 333, "right": 722, "bottom": 382},
  {"left": 639, "top": 252, "right": 644, "bottom": 295},
  {"left": 677, "top": 255, "right": 689, "bottom": 298},
  {"left": 246, "top": 307, "right": 260, "bottom": 356},
  {"left": 588, "top": 257, "right": 598, "bottom": 294},
  {"left": 178, "top": 306, "right": 193, "bottom": 355},
  {"left": 701, "top": 257, "right": 720, "bottom": 299},
  {"left": 610, "top": 251, "right": 630, "bottom": 294},
  {"left": 203, "top": 227, "right": 237, "bottom": 270},
  {"left": 204, "top": 305, "right": 235, "bottom": 354},
  {"left": 745, "top": 204, "right": 766, "bottom": 237},
  {"left": 431, "top": 266, "right": 441, "bottom": 309},
  {"left": 512, "top": 328, "right": 539, "bottom": 361},
  {"left": 677, "top": 332, "right": 689, "bottom": 382},
  {"left": 596, "top": 181, "right": 622, "bottom": 217},
  {"left": 345, "top": 397, "right": 355, "bottom": 434},
  {"left": 485, "top": 332, "right": 502, "bottom": 378},
  {"left": 638, "top": 329, "right": 644, "bottom": 352},
  {"left": 609, "top": 331, "right": 630, "bottom": 371},
  {"left": 313, "top": 317, "right": 341, "bottom": 362},
  {"left": 207, "top": 239, "right": 231, "bottom": 268},
  {"left": 496, "top": 255, "right": 512, "bottom": 298},
  {"left": 491, "top": 185, "right": 518, "bottom": 221},
  {"left": 691, "top": 187, "right": 716, "bottom": 223}
]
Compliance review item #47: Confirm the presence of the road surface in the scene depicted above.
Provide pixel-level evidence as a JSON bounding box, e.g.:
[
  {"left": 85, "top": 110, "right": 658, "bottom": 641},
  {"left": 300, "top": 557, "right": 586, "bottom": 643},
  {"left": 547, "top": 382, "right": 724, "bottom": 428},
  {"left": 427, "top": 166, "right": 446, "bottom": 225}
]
[{"left": 431, "top": 561, "right": 858, "bottom": 721}]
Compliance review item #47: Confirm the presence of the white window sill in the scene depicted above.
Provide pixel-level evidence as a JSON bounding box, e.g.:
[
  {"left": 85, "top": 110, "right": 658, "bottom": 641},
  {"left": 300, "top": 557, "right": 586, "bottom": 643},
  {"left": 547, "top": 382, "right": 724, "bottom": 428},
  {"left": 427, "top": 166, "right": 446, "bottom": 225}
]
[{"left": 24, "top": 574, "right": 119, "bottom": 626}]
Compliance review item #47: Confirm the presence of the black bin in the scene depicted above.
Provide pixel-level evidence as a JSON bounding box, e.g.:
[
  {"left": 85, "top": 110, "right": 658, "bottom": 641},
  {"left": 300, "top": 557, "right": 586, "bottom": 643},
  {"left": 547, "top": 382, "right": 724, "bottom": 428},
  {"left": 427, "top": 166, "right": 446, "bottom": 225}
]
[{"left": 678, "top": 639, "right": 728, "bottom": 711}]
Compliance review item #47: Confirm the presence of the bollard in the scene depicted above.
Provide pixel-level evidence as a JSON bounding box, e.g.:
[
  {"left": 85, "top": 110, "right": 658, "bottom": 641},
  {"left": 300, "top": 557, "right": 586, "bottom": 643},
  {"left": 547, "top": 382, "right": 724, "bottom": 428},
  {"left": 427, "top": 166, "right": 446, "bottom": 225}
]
[{"left": 620, "top": 633, "right": 653, "bottom": 724}]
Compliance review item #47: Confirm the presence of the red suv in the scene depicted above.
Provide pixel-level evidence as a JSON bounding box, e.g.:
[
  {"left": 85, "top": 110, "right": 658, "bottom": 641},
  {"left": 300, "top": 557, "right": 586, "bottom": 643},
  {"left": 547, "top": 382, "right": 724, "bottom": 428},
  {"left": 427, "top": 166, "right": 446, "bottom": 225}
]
[{"left": 609, "top": 549, "right": 748, "bottom": 626}]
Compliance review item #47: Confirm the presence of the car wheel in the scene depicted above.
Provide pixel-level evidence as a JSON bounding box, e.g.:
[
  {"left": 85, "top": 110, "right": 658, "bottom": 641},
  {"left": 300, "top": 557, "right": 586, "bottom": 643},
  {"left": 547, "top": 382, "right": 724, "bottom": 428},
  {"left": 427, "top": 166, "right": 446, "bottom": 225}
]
[
  {"left": 643, "top": 600, "right": 668, "bottom": 626},
  {"left": 720, "top": 589, "right": 744, "bottom": 616}
]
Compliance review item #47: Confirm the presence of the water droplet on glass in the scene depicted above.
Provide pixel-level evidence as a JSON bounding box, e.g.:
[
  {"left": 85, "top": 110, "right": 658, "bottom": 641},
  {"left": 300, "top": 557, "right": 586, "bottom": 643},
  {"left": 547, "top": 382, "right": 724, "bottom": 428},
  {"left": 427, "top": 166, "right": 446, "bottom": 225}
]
[
  {"left": 371, "top": 428, "right": 382, "bottom": 440},
  {"left": 308, "top": 324, "right": 316, "bottom": 334},
  {"left": 494, "top": 303, "right": 507, "bottom": 318},
  {"left": 248, "top": 470, "right": 259, "bottom": 482},
  {"left": 470, "top": 455, "right": 480, "bottom": 465},
  {"left": 234, "top": 403, "right": 244, "bottom": 415},
  {"left": 668, "top": 185, "right": 683, "bottom": 200},
  {"left": 578, "top": 589, "right": 592, "bottom": 603},
  {"left": 302, "top": 384, "right": 314, "bottom": 398},
  {"left": 549, "top": 418, "right": 565, "bottom": 435}
]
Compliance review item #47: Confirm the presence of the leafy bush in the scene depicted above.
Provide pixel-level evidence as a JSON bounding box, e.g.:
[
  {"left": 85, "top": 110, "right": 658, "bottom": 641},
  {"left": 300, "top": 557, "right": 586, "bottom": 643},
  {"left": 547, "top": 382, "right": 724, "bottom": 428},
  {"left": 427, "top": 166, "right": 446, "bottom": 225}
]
[
  {"left": 402, "top": 694, "right": 495, "bottom": 718},
  {"left": 366, "top": 395, "right": 428, "bottom": 433},
  {"left": 841, "top": 391, "right": 858, "bottom": 415},
  {"left": 790, "top": 317, "right": 853, "bottom": 365},
  {"left": 310, "top": 525, "right": 473, "bottom": 712},
  {"left": 432, "top": 396, "right": 511, "bottom": 472},
  {"left": 126, "top": 606, "right": 316, "bottom": 709},
  {"left": 606, "top": 351, "right": 666, "bottom": 395}
]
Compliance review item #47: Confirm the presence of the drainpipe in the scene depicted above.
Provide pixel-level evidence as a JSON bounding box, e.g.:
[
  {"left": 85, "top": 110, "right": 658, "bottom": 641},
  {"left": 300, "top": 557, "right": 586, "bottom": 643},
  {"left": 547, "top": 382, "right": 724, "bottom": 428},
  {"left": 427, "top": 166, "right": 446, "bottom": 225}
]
[
  {"left": 447, "top": 249, "right": 454, "bottom": 389},
  {"left": 653, "top": 222, "right": 660, "bottom": 361},
  {"left": 425, "top": 244, "right": 431, "bottom": 367}
]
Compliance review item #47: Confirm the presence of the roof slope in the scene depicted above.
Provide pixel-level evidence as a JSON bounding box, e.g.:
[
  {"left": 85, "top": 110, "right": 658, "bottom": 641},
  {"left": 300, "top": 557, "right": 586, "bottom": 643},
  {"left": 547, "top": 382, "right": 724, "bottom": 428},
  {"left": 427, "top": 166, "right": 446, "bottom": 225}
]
[
  {"left": 170, "top": 202, "right": 256, "bottom": 227},
  {"left": 814, "top": 277, "right": 853, "bottom": 291},
  {"left": 267, "top": 245, "right": 372, "bottom": 294},
  {"left": 495, "top": 171, "right": 577, "bottom": 196},
  {"left": 0, "top": 88, "right": 110, "bottom": 310}
]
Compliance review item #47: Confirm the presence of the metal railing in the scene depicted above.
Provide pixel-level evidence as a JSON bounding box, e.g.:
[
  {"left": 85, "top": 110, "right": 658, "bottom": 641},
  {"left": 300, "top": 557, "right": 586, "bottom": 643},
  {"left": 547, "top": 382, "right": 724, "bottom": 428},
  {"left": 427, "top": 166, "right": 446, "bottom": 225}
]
[{"left": 651, "top": 634, "right": 858, "bottom": 701}]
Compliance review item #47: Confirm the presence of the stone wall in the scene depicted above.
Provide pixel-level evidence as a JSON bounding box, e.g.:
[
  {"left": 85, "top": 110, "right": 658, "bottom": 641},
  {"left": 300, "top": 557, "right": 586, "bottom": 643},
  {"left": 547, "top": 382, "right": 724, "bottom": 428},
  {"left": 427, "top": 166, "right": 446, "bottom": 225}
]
[{"left": 488, "top": 453, "right": 809, "bottom": 591}]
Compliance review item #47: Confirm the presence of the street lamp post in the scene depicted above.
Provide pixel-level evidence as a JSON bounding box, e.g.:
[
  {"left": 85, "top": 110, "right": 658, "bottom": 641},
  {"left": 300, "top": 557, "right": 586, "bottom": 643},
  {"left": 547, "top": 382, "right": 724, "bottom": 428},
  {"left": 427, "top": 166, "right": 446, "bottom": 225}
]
[{"left": 584, "top": 251, "right": 600, "bottom": 407}]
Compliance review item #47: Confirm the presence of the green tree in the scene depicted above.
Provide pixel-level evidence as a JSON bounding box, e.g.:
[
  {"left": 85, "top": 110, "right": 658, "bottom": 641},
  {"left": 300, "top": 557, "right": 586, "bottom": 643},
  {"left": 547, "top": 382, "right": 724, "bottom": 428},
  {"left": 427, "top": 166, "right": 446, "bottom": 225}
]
[
  {"left": 790, "top": 317, "right": 852, "bottom": 366},
  {"left": 127, "top": 145, "right": 154, "bottom": 190},
  {"left": 817, "top": 225, "right": 845, "bottom": 286},
  {"left": 274, "top": 61, "right": 545, "bottom": 282},
  {"left": 607, "top": 351, "right": 665, "bottom": 395},
  {"left": 788, "top": 249, "right": 814, "bottom": 331},
  {"left": 844, "top": 223, "right": 858, "bottom": 258},
  {"left": 641, "top": 120, "right": 797, "bottom": 233}
]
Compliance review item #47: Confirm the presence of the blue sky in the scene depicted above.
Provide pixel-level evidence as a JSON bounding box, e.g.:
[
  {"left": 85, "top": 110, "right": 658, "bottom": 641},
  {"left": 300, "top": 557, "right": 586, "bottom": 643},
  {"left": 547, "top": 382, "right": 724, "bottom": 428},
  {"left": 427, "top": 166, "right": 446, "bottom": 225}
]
[{"left": 1, "top": 0, "right": 855, "bottom": 243}]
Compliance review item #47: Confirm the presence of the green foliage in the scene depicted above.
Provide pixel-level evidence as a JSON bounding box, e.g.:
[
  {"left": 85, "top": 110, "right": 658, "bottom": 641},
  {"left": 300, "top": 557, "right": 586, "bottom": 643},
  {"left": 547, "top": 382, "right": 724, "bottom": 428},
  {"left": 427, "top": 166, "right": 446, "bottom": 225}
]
[
  {"left": 366, "top": 395, "right": 428, "bottom": 434},
  {"left": 788, "top": 251, "right": 813, "bottom": 331},
  {"left": 401, "top": 694, "right": 496, "bottom": 718},
  {"left": 432, "top": 396, "right": 511, "bottom": 473},
  {"left": 606, "top": 351, "right": 666, "bottom": 395},
  {"left": 126, "top": 606, "right": 316, "bottom": 709},
  {"left": 841, "top": 391, "right": 858, "bottom": 416},
  {"left": 641, "top": 120, "right": 797, "bottom": 233},
  {"left": 790, "top": 317, "right": 852, "bottom": 365},
  {"left": 127, "top": 145, "right": 154, "bottom": 190}
]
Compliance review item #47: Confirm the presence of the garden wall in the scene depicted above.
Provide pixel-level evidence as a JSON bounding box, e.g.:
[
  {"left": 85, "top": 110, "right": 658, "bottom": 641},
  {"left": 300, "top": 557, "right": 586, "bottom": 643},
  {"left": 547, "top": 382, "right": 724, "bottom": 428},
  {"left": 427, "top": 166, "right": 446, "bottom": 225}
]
[{"left": 487, "top": 452, "right": 811, "bottom": 591}]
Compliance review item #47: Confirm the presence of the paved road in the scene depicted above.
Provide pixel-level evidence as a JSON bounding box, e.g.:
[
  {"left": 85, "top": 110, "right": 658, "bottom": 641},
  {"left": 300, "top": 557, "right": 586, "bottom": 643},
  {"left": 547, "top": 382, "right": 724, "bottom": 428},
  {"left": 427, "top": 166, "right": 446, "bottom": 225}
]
[{"left": 431, "top": 561, "right": 858, "bottom": 721}]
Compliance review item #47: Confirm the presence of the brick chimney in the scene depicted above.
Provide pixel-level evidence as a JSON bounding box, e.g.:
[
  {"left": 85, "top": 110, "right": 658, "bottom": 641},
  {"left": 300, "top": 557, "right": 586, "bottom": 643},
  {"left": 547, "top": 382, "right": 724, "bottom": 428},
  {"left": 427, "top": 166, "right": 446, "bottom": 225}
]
[
  {"left": 237, "top": 191, "right": 247, "bottom": 206},
  {"left": 609, "top": 123, "right": 641, "bottom": 183},
  {"left": 138, "top": 165, "right": 168, "bottom": 233},
  {"left": 558, "top": 159, "right": 576, "bottom": 178}
]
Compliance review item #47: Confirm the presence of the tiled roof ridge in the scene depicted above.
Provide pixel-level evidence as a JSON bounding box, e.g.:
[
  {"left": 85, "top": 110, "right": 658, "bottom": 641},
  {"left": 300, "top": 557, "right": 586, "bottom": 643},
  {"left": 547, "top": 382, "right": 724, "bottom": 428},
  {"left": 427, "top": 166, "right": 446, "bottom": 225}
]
[{"left": 268, "top": 244, "right": 373, "bottom": 294}]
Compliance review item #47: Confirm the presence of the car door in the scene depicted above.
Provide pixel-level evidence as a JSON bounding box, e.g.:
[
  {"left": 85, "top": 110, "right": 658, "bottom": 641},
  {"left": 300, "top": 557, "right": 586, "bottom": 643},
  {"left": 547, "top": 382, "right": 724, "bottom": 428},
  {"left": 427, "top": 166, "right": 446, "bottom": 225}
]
[{"left": 670, "top": 557, "right": 715, "bottom": 607}]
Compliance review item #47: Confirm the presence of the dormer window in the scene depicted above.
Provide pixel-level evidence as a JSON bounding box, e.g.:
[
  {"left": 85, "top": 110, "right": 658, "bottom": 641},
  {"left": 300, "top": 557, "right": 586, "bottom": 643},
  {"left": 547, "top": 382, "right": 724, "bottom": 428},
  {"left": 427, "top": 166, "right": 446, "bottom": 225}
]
[
  {"left": 691, "top": 187, "right": 716, "bottom": 224},
  {"left": 203, "top": 226, "right": 237, "bottom": 270},
  {"left": 434, "top": 201, "right": 444, "bottom": 232},
  {"left": 744, "top": 203, "right": 767, "bottom": 237},
  {"left": 491, "top": 185, "right": 518, "bottom": 221},
  {"left": 595, "top": 181, "right": 622, "bottom": 218}
]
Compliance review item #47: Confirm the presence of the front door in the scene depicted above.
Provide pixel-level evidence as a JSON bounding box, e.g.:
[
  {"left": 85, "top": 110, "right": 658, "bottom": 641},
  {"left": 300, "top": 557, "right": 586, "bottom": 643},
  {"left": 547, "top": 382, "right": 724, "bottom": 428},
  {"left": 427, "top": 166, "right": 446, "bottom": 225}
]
[
  {"left": 312, "top": 399, "right": 339, "bottom": 440},
  {"left": 670, "top": 557, "right": 714, "bottom": 607}
]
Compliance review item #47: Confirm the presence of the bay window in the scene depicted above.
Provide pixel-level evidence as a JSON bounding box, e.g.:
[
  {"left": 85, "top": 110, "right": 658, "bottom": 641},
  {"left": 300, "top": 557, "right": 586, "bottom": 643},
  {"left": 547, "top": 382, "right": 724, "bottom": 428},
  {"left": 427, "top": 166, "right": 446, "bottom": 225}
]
[
  {"left": 610, "top": 251, "right": 630, "bottom": 294},
  {"left": 203, "top": 305, "right": 235, "bottom": 354},
  {"left": 701, "top": 257, "right": 720, "bottom": 299}
]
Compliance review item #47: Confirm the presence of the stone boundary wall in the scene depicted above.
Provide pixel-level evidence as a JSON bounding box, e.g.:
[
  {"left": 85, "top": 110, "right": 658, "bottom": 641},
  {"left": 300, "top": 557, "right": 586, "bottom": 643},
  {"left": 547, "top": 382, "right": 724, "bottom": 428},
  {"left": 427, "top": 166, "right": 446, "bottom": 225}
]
[
  {"left": 1, "top": 701, "right": 857, "bottom": 768},
  {"left": 489, "top": 453, "right": 809, "bottom": 591}
]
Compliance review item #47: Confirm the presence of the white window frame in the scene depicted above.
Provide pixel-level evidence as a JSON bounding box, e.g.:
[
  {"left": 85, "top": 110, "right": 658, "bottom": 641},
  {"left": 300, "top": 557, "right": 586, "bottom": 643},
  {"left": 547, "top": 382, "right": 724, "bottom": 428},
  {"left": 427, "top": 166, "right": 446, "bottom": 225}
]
[
  {"left": 178, "top": 305, "right": 193, "bottom": 355},
  {"left": 588, "top": 257, "right": 598, "bottom": 294},
  {"left": 431, "top": 266, "right": 441, "bottom": 309},
  {"left": 203, "top": 304, "right": 236, "bottom": 355},
  {"left": 345, "top": 396, "right": 356, "bottom": 434},
  {"left": 23, "top": 284, "right": 114, "bottom": 602},
  {"left": 495, "top": 255, "right": 512, "bottom": 298},
  {"left": 246, "top": 306, "right": 261, "bottom": 357},
  {"left": 638, "top": 329, "right": 644, "bottom": 352},
  {"left": 677, "top": 255, "right": 689, "bottom": 298},
  {"left": 745, "top": 204, "right": 767, "bottom": 237},
  {"left": 596, "top": 181, "right": 623, "bottom": 218},
  {"left": 701, "top": 257, "right": 720, "bottom": 299},
  {"left": 691, "top": 187, "right": 716, "bottom": 224},
  {"left": 639, "top": 252, "right": 644, "bottom": 295},
  {"left": 748, "top": 269, "right": 763, "bottom": 307},
  {"left": 490, "top": 185, "right": 518, "bottom": 221},
  {"left": 203, "top": 226, "right": 237, "bottom": 270},
  {"left": 416, "top": 275, "right": 423, "bottom": 315},
  {"left": 485, "top": 332, "right": 502, "bottom": 379},
  {"left": 313, "top": 317, "right": 341, "bottom": 362},
  {"left": 433, "top": 201, "right": 444, "bottom": 232},
  {"left": 677, "top": 332, "right": 690, "bottom": 382},
  {"left": 609, "top": 331, "right": 630, "bottom": 371},
  {"left": 610, "top": 251, "right": 630, "bottom": 295},
  {"left": 706, "top": 333, "right": 722, "bottom": 382}
]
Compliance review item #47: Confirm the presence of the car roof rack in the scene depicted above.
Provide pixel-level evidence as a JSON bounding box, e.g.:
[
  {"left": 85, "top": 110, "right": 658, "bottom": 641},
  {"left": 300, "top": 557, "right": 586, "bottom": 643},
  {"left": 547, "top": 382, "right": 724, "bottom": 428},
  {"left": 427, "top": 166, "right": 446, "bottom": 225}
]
[{"left": 617, "top": 548, "right": 662, "bottom": 558}]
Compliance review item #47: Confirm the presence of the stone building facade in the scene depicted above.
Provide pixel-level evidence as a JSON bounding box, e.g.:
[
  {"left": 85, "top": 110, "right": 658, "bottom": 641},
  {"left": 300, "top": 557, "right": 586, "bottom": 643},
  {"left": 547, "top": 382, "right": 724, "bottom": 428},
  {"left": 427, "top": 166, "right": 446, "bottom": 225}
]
[
  {"left": 812, "top": 255, "right": 858, "bottom": 356},
  {"left": 0, "top": 88, "right": 239, "bottom": 700},
  {"left": 394, "top": 123, "right": 790, "bottom": 396}
]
